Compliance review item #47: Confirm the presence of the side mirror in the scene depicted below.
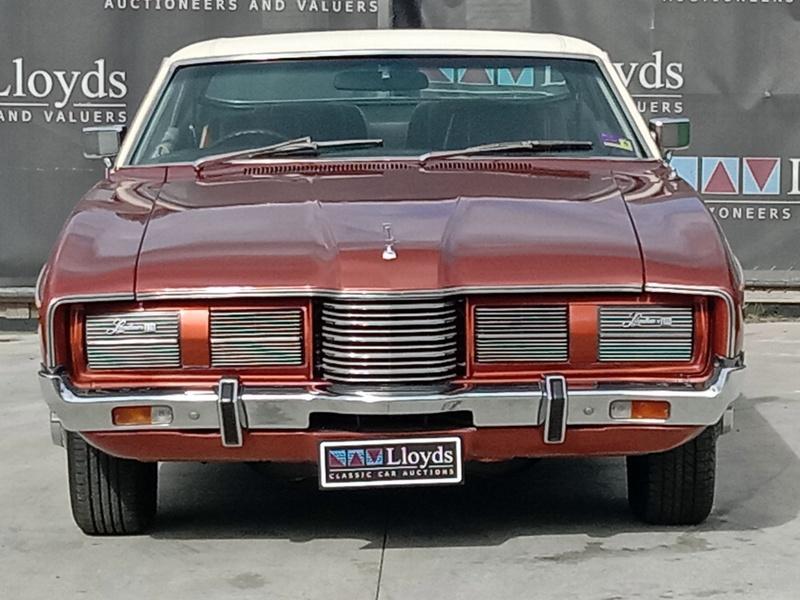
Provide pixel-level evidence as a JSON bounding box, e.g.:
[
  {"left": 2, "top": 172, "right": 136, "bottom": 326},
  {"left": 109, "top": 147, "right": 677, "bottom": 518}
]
[
  {"left": 649, "top": 117, "right": 690, "bottom": 153},
  {"left": 82, "top": 125, "right": 127, "bottom": 164}
]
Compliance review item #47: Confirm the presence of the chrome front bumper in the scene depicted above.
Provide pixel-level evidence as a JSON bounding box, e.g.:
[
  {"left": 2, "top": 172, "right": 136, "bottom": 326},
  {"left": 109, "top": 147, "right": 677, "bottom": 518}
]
[{"left": 41, "top": 357, "right": 745, "bottom": 445}]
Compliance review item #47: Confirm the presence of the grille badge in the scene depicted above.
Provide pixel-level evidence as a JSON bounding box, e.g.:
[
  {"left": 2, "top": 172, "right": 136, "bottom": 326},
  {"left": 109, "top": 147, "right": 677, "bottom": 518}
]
[
  {"left": 104, "top": 319, "right": 158, "bottom": 336},
  {"left": 86, "top": 311, "right": 180, "bottom": 370},
  {"left": 621, "top": 313, "right": 675, "bottom": 329}
]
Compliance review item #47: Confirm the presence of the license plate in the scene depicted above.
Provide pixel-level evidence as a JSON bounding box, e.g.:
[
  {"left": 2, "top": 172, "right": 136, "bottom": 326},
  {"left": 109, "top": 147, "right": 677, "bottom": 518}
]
[{"left": 319, "top": 437, "right": 463, "bottom": 489}]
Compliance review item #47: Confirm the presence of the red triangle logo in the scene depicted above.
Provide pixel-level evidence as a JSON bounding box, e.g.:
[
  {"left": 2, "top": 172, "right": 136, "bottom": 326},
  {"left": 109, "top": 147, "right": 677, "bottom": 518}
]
[
  {"left": 348, "top": 451, "right": 364, "bottom": 467},
  {"left": 745, "top": 158, "right": 778, "bottom": 192},
  {"left": 705, "top": 162, "right": 737, "bottom": 194},
  {"left": 327, "top": 451, "right": 345, "bottom": 468}
]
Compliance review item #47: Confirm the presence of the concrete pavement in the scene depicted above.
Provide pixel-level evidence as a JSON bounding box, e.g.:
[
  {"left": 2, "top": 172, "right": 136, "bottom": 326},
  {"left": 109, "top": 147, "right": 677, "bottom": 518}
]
[{"left": 1, "top": 323, "right": 799, "bottom": 599}]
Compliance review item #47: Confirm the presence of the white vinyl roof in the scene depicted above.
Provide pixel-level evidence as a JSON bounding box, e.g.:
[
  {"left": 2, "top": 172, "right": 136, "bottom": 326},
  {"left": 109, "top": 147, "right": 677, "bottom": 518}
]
[{"left": 169, "top": 29, "right": 607, "bottom": 63}]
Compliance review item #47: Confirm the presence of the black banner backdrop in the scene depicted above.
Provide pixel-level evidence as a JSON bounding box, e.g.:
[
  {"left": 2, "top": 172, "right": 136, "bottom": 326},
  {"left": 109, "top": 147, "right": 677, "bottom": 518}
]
[{"left": 1, "top": 0, "right": 798, "bottom": 287}]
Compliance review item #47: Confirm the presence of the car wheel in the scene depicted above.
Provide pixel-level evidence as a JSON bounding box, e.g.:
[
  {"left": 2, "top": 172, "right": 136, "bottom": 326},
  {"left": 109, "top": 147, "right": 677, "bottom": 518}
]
[
  {"left": 66, "top": 432, "right": 157, "bottom": 535},
  {"left": 626, "top": 424, "right": 719, "bottom": 525}
]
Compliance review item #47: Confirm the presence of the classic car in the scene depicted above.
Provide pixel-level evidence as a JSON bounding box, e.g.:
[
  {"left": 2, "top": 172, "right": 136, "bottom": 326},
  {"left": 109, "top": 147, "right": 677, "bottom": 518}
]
[{"left": 38, "top": 29, "right": 745, "bottom": 535}]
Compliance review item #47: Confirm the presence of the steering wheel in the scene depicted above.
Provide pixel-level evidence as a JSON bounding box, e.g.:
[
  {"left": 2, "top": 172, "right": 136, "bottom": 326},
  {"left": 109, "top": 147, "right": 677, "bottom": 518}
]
[{"left": 205, "top": 128, "right": 288, "bottom": 152}]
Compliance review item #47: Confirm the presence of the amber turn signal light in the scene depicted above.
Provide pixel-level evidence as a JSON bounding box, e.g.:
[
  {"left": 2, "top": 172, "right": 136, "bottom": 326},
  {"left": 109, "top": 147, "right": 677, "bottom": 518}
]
[
  {"left": 112, "top": 406, "right": 173, "bottom": 426},
  {"left": 609, "top": 400, "right": 670, "bottom": 421}
]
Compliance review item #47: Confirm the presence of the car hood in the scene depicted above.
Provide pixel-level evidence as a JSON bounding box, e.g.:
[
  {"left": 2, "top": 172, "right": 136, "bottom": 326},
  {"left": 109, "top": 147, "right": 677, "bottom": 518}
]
[{"left": 135, "top": 161, "right": 646, "bottom": 295}]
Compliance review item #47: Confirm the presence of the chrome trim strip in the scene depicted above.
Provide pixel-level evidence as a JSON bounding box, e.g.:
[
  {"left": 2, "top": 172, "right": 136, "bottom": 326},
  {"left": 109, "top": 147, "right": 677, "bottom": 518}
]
[
  {"left": 644, "top": 284, "right": 738, "bottom": 357},
  {"left": 323, "top": 348, "right": 457, "bottom": 360},
  {"left": 322, "top": 315, "right": 457, "bottom": 326},
  {"left": 135, "top": 284, "right": 643, "bottom": 301},
  {"left": 40, "top": 357, "right": 744, "bottom": 433},
  {"left": 321, "top": 362, "right": 458, "bottom": 376},
  {"left": 42, "top": 284, "right": 737, "bottom": 372},
  {"left": 323, "top": 320, "right": 457, "bottom": 331},
  {"left": 324, "top": 301, "right": 452, "bottom": 310},
  {"left": 44, "top": 293, "right": 136, "bottom": 369},
  {"left": 322, "top": 333, "right": 457, "bottom": 344},
  {"left": 34, "top": 265, "right": 47, "bottom": 310},
  {"left": 44, "top": 286, "right": 641, "bottom": 371}
]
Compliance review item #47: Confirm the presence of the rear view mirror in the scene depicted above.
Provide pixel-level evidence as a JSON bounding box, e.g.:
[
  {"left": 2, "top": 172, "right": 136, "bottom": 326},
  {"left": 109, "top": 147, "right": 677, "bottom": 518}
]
[
  {"left": 334, "top": 69, "right": 429, "bottom": 92},
  {"left": 649, "top": 117, "right": 690, "bottom": 153},
  {"left": 82, "top": 125, "right": 127, "bottom": 161}
]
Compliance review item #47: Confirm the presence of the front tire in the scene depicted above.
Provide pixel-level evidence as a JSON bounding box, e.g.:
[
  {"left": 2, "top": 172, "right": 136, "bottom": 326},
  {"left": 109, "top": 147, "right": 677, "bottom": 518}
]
[
  {"left": 66, "top": 432, "right": 157, "bottom": 535},
  {"left": 626, "top": 424, "right": 719, "bottom": 525}
]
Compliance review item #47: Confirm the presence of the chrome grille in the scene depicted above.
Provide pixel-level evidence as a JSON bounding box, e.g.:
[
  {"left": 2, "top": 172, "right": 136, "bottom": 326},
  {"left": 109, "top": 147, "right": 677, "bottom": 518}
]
[
  {"left": 474, "top": 306, "right": 568, "bottom": 363},
  {"left": 210, "top": 309, "right": 304, "bottom": 367},
  {"left": 85, "top": 311, "right": 180, "bottom": 370},
  {"left": 599, "top": 306, "right": 694, "bottom": 362},
  {"left": 320, "top": 299, "right": 459, "bottom": 385}
]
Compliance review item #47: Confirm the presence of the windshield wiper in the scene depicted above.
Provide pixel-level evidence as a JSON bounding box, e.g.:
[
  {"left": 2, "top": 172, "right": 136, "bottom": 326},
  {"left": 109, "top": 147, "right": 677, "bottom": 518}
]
[
  {"left": 194, "top": 137, "right": 384, "bottom": 172},
  {"left": 420, "top": 140, "right": 594, "bottom": 163}
]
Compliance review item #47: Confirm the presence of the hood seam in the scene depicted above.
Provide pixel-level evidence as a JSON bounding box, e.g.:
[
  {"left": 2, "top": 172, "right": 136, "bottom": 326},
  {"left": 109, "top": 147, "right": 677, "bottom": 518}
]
[
  {"left": 132, "top": 171, "right": 168, "bottom": 301},
  {"left": 613, "top": 170, "right": 648, "bottom": 292}
]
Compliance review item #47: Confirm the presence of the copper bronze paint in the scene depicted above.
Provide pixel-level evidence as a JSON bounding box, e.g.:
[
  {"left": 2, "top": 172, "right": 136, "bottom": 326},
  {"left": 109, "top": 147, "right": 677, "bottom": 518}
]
[{"left": 39, "top": 158, "right": 743, "bottom": 461}]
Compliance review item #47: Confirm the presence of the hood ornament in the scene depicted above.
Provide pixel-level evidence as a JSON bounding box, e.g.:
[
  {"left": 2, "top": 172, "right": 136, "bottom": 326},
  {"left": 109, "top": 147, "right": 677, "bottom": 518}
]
[{"left": 382, "top": 223, "right": 397, "bottom": 261}]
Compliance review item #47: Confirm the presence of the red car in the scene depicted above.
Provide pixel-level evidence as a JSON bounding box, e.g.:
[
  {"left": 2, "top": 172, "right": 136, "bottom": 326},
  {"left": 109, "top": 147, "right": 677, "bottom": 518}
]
[{"left": 38, "top": 30, "right": 745, "bottom": 534}]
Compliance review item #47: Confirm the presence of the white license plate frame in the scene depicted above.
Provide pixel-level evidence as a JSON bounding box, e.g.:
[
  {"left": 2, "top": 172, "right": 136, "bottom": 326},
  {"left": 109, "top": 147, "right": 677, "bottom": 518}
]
[{"left": 319, "top": 437, "right": 463, "bottom": 490}]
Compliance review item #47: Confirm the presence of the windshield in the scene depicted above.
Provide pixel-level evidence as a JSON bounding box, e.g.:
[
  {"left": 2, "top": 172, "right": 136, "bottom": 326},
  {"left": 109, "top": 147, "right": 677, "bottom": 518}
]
[{"left": 130, "top": 56, "right": 645, "bottom": 164}]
